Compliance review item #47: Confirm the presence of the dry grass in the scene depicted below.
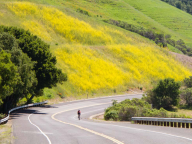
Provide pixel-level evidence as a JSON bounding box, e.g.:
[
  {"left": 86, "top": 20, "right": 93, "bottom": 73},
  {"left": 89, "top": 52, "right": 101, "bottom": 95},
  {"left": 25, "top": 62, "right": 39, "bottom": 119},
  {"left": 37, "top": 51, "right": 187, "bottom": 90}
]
[
  {"left": 0, "top": 121, "right": 12, "bottom": 144},
  {"left": 168, "top": 109, "right": 192, "bottom": 118}
]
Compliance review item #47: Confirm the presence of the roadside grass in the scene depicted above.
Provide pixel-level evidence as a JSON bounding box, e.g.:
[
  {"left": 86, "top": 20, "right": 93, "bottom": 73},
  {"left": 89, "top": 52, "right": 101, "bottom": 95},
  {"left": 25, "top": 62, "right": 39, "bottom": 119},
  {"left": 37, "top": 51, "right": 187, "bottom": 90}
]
[
  {"left": 168, "top": 109, "right": 192, "bottom": 118},
  {"left": 0, "top": 122, "right": 12, "bottom": 144}
]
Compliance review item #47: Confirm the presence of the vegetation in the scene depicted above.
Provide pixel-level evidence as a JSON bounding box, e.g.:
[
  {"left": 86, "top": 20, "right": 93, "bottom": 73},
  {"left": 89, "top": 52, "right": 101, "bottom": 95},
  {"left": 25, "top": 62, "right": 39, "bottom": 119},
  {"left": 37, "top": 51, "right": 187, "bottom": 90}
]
[
  {"left": 104, "top": 19, "right": 192, "bottom": 56},
  {"left": 0, "top": 123, "right": 12, "bottom": 144},
  {"left": 144, "top": 78, "right": 181, "bottom": 109},
  {"left": 161, "top": 0, "right": 192, "bottom": 15},
  {"left": 179, "top": 76, "right": 192, "bottom": 106},
  {"left": 0, "top": 1, "right": 189, "bottom": 97},
  {"left": 0, "top": 0, "right": 190, "bottom": 99},
  {"left": 0, "top": 26, "right": 67, "bottom": 113},
  {"left": 180, "top": 88, "right": 192, "bottom": 106},
  {"left": 105, "top": 98, "right": 168, "bottom": 121}
]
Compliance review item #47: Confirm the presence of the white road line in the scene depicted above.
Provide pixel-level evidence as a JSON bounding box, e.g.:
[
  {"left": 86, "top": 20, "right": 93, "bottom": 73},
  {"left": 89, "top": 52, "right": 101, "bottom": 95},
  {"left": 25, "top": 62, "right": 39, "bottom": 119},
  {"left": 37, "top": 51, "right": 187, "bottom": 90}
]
[
  {"left": 75, "top": 110, "right": 192, "bottom": 142},
  {"left": 28, "top": 112, "right": 52, "bottom": 144},
  {"left": 112, "top": 125, "right": 192, "bottom": 142}
]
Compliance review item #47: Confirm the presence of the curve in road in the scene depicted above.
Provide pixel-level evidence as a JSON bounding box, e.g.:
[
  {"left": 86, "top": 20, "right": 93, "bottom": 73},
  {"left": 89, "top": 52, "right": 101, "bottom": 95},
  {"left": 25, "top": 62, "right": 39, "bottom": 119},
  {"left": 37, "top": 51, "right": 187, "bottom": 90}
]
[{"left": 11, "top": 94, "right": 192, "bottom": 144}]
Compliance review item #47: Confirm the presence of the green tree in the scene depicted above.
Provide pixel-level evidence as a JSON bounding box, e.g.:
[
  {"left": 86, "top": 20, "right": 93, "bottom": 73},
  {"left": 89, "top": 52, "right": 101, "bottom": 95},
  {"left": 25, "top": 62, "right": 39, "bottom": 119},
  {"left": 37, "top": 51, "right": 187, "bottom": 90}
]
[
  {"left": 180, "top": 88, "right": 192, "bottom": 106},
  {"left": 0, "top": 49, "right": 19, "bottom": 106},
  {"left": 0, "top": 32, "right": 38, "bottom": 112},
  {"left": 149, "top": 78, "right": 181, "bottom": 109},
  {"left": 183, "top": 76, "right": 192, "bottom": 88},
  {"left": 0, "top": 26, "right": 67, "bottom": 105}
]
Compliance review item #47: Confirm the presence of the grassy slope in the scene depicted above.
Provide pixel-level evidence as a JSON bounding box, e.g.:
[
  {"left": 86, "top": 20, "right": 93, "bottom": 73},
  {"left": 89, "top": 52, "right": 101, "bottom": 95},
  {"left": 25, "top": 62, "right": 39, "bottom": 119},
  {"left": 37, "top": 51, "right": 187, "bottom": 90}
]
[
  {"left": 0, "top": 0, "right": 192, "bottom": 99},
  {"left": 4, "top": 0, "right": 192, "bottom": 47}
]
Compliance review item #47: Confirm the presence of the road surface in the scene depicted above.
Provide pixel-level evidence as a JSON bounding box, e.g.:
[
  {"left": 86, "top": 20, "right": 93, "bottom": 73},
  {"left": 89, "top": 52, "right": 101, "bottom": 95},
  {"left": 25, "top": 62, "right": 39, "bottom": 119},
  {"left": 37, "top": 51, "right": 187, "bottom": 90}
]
[{"left": 11, "top": 94, "right": 192, "bottom": 144}]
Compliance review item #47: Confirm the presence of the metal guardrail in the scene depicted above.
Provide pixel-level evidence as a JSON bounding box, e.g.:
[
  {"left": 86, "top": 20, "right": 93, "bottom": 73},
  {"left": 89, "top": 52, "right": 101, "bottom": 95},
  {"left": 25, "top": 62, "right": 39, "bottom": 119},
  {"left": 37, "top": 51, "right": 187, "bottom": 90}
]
[
  {"left": 0, "top": 101, "right": 48, "bottom": 124},
  {"left": 132, "top": 117, "right": 192, "bottom": 128}
]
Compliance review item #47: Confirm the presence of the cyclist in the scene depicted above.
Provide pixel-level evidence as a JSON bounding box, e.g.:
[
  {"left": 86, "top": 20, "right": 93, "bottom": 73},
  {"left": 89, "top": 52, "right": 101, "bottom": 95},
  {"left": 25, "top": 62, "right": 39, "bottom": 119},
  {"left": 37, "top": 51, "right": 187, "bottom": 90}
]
[{"left": 77, "top": 109, "right": 81, "bottom": 120}]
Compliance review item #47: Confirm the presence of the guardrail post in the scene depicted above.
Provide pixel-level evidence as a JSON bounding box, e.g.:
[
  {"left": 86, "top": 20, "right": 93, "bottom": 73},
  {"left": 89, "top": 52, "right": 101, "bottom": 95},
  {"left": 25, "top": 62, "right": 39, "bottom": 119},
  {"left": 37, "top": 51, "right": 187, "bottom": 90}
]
[
  {"left": 171, "top": 122, "right": 173, "bottom": 127},
  {"left": 174, "top": 122, "right": 177, "bottom": 128},
  {"left": 186, "top": 123, "right": 189, "bottom": 129},
  {"left": 149, "top": 121, "right": 151, "bottom": 125},
  {"left": 178, "top": 122, "right": 181, "bottom": 128},
  {"left": 182, "top": 123, "right": 185, "bottom": 128},
  {"left": 161, "top": 122, "right": 163, "bottom": 126},
  {"left": 156, "top": 121, "right": 158, "bottom": 126},
  {"left": 164, "top": 122, "right": 166, "bottom": 126},
  {"left": 190, "top": 123, "right": 192, "bottom": 129},
  {"left": 167, "top": 122, "right": 170, "bottom": 127}
]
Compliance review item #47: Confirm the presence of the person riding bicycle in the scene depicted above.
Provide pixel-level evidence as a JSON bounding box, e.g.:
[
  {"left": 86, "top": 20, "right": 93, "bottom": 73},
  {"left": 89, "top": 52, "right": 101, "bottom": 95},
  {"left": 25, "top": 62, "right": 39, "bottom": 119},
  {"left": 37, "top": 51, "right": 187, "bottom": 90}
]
[{"left": 77, "top": 109, "right": 81, "bottom": 120}]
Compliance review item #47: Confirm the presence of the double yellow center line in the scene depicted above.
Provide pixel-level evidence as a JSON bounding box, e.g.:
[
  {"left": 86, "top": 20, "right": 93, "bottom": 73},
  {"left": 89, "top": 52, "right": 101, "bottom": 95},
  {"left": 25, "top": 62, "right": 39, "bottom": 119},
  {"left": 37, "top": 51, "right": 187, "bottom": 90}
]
[{"left": 51, "top": 103, "right": 124, "bottom": 144}]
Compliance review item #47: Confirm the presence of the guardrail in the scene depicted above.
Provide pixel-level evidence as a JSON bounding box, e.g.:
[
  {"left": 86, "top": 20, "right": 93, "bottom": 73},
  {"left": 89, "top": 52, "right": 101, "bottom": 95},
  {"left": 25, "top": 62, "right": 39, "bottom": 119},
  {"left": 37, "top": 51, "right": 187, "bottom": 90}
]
[
  {"left": 0, "top": 101, "right": 48, "bottom": 124},
  {"left": 132, "top": 117, "right": 192, "bottom": 129}
]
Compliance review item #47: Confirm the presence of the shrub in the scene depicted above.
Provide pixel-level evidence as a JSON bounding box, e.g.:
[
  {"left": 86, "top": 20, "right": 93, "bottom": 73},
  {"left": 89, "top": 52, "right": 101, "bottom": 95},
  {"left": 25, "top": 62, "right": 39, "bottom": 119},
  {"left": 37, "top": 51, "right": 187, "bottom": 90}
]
[
  {"left": 58, "top": 93, "right": 65, "bottom": 99},
  {"left": 43, "top": 89, "right": 54, "bottom": 99},
  {"left": 77, "top": 8, "right": 90, "bottom": 16},
  {"left": 0, "top": 113, "right": 5, "bottom": 119},
  {"left": 180, "top": 88, "right": 192, "bottom": 106},
  {"left": 118, "top": 106, "right": 137, "bottom": 121},
  {"left": 112, "top": 99, "right": 118, "bottom": 106},
  {"left": 104, "top": 98, "right": 168, "bottom": 121},
  {"left": 104, "top": 110, "right": 118, "bottom": 120},
  {"left": 147, "top": 78, "right": 181, "bottom": 109},
  {"left": 184, "top": 76, "right": 192, "bottom": 88}
]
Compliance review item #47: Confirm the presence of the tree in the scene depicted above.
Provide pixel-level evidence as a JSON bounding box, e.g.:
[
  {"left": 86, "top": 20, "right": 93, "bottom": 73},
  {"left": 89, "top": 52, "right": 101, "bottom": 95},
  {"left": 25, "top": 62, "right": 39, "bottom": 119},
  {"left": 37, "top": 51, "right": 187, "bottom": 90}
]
[
  {"left": 148, "top": 78, "right": 181, "bottom": 109},
  {"left": 184, "top": 76, "right": 192, "bottom": 88},
  {"left": 176, "top": 1, "right": 182, "bottom": 9},
  {"left": 0, "top": 32, "right": 37, "bottom": 112},
  {"left": 0, "top": 26, "right": 67, "bottom": 105},
  {"left": 180, "top": 88, "right": 192, "bottom": 106},
  {"left": 0, "top": 49, "right": 19, "bottom": 106}
]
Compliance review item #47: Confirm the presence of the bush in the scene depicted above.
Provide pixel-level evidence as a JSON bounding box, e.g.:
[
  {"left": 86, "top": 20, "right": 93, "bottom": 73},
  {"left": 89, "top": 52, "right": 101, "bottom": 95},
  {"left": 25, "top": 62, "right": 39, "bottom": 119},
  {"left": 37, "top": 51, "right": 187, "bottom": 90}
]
[
  {"left": 180, "top": 88, "right": 192, "bottom": 106},
  {"left": 104, "top": 110, "right": 118, "bottom": 120},
  {"left": 184, "top": 76, "right": 192, "bottom": 88},
  {"left": 0, "top": 113, "right": 5, "bottom": 119},
  {"left": 146, "top": 78, "right": 181, "bottom": 109},
  {"left": 104, "top": 98, "right": 168, "bottom": 121},
  {"left": 43, "top": 88, "right": 54, "bottom": 99},
  {"left": 118, "top": 106, "right": 137, "bottom": 121},
  {"left": 77, "top": 8, "right": 90, "bottom": 16}
]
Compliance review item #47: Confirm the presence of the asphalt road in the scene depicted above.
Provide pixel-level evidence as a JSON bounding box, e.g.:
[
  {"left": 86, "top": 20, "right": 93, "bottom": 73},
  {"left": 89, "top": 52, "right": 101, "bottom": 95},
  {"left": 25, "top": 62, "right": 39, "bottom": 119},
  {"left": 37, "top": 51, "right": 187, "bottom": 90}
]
[{"left": 11, "top": 94, "right": 192, "bottom": 144}]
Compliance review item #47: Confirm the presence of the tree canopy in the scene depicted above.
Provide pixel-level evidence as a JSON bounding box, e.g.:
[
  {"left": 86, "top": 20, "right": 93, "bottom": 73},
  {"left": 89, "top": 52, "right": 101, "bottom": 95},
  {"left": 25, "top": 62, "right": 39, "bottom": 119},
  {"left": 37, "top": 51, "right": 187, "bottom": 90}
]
[
  {"left": 145, "top": 78, "right": 181, "bottom": 109},
  {"left": 0, "top": 26, "right": 67, "bottom": 113}
]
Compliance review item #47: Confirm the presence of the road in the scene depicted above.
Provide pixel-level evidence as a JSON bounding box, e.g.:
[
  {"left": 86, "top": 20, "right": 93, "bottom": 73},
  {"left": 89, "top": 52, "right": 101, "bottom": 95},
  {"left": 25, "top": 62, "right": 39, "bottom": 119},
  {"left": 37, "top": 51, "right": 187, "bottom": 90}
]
[{"left": 11, "top": 94, "right": 192, "bottom": 144}]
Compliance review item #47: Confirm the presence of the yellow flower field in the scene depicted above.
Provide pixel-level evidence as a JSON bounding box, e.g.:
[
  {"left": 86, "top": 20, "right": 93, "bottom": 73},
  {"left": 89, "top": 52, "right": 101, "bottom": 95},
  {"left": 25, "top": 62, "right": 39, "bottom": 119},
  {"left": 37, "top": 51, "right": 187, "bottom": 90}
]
[
  {"left": 5, "top": 2, "right": 192, "bottom": 94},
  {"left": 56, "top": 44, "right": 191, "bottom": 92},
  {"left": 7, "top": 2, "right": 114, "bottom": 45}
]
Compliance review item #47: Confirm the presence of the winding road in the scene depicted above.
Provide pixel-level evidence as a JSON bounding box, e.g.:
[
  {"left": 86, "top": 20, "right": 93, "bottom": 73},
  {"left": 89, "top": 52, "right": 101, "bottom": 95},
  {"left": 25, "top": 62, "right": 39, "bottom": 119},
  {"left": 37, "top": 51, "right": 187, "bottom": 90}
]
[{"left": 11, "top": 94, "right": 192, "bottom": 144}]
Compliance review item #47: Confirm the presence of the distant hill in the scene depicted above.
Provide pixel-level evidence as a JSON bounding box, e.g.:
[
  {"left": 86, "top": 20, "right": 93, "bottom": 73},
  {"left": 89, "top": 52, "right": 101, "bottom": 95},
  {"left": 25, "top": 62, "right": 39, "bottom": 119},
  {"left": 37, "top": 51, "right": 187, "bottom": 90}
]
[{"left": 1, "top": 0, "right": 191, "bottom": 97}]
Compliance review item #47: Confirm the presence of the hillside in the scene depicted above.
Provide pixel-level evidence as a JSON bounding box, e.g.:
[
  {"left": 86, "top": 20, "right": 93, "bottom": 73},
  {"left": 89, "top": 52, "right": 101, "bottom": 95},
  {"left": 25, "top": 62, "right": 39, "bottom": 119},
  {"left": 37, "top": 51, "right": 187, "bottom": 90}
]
[{"left": 0, "top": 0, "right": 192, "bottom": 98}]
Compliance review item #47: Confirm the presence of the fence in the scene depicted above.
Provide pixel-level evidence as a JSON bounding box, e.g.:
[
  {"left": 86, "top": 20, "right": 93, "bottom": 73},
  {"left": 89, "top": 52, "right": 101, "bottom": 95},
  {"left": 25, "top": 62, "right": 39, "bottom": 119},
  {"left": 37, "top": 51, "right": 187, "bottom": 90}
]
[{"left": 132, "top": 117, "right": 192, "bottom": 128}]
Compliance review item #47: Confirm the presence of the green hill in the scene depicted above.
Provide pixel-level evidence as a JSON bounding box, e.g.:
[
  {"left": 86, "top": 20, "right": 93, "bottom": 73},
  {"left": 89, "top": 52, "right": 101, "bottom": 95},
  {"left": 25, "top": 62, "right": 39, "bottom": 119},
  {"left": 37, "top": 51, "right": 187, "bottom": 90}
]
[{"left": 0, "top": 0, "right": 192, "bottom": 99}]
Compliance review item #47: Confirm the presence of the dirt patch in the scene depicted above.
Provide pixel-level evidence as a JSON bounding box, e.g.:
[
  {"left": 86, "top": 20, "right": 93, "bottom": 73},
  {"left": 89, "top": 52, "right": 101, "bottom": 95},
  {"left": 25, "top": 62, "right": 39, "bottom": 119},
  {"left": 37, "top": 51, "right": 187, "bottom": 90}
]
[
  {"left": 94, "top": 114, "right": 104, "bottom": 120},
  {"left": 170, "top": 52, "right": 192, "bottom": 70}
]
